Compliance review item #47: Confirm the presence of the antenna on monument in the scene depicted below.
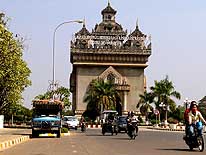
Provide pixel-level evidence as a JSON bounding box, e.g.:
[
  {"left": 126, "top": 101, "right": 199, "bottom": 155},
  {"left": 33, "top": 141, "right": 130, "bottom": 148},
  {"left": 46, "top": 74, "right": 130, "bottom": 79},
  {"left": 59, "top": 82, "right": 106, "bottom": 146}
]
[
  {"left": 136, "top": 18, "right": 139, "bottom": 29},
  {"left": 108, "top": 0, "right": 111, "bottom": 6},
  {"left": 83, "top": 17, "right": 86, "bottom": 27}
]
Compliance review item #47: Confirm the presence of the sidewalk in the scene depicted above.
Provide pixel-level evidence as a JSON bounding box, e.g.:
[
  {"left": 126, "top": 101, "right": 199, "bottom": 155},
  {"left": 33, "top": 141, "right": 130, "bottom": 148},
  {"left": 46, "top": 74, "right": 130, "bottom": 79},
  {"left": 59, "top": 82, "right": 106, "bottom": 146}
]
[
  {"left": 0, "top": 128, "right": 70, "bottom": 151},
  {"left": 0, "top": 128, "right": 30, "bottom": 150}
]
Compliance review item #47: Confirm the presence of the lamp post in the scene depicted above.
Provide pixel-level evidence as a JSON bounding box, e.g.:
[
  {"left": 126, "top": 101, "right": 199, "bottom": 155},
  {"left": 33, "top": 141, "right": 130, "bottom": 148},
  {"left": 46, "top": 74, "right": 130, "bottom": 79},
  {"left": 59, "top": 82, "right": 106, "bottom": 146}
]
[
  {"left": 159, "top": 102, "right": 169, "bottom": 125},
  {"left": 184, "top": 98, "right": 190, "bottom": 110},
  {"left": 50, "top": 20, "right": 83, "bottom": 94}
]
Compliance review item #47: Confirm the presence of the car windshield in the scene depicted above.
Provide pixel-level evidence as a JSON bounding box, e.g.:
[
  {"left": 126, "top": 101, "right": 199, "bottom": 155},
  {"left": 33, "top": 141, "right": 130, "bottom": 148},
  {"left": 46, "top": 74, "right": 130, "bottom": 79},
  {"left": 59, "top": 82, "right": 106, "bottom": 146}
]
[
  {"left": 63, "top": 117, "right": 78, "bottom": 121},
  {"left": 118, "top": 117, "right": 127, "bottom": 122}
]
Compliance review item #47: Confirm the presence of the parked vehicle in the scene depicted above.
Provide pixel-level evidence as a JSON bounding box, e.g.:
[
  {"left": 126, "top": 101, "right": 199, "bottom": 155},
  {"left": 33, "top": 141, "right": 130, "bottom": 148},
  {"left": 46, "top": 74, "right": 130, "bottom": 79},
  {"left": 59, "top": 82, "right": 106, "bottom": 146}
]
[
  {"left": 101, "top": 110, "right": 118, "bottom": 135},
  {"left": 183, "top": 125, "right": 204, "bottom": 152},
  {"left": 31, "top": 99, "right": 63, "bottom": 138},
  {"left": 117, "top": 116, "right": 127, "bottom": 133},
  {"left": 62, "top": 116, "right": 79, "bottom": 130}
]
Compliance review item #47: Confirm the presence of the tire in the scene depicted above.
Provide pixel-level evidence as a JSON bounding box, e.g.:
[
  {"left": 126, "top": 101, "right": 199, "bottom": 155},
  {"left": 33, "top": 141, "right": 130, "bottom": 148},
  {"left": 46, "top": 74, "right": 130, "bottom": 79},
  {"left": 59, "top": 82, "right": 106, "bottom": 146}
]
[
  {"left": 32, "top": 129, "right": 38, "bottom": 138},
  {"left": 102, "top": 129, "right": 105, "bottom": 135},
  {"left": 75, "top": 126, "right": 78, "bottom": 130},
  {"left": 56, "top": 130, "right": 61, "bottom": 138},
  {"left": 189, "top": 145, "right": 193, "bottom": 151},
  {"left": 198, "top": 136, "right": 204, "bottom": 152},
  {"left": 132, "top": 130, "right": 136, "bottom": 140}
]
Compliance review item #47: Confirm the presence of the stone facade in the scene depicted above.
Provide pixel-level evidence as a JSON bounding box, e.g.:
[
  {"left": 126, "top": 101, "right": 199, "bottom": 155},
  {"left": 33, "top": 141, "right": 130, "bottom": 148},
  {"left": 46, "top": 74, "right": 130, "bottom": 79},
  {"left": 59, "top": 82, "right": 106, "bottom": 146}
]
[{"left": 70, "top": 2, "right": 151, "bottom": 116}]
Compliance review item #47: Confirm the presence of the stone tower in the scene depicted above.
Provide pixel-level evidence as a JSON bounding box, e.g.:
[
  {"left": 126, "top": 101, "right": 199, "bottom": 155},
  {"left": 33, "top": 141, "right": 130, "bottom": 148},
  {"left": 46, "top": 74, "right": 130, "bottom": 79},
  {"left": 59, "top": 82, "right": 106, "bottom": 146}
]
[{"left": 70, "top": 2, "right": 151, "bottom": 116}]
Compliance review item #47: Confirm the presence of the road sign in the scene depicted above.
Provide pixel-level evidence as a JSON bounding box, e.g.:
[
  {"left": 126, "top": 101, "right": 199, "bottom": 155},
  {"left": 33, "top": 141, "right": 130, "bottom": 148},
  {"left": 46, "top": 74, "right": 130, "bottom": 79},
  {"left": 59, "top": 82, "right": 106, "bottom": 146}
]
[{"left": 154, "top": 109, "right": 159, "bottom": 115}]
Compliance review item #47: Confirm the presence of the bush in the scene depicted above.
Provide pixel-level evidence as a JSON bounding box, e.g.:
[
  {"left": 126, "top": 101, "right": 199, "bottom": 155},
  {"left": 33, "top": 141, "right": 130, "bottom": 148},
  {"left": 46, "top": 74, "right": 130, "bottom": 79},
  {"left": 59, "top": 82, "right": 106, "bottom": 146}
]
[
  {"left": 61, "top": 127, "right": 68, "bottom": 133},
  {"left": 138, "top": 116, "right": 143, "bottom": 123},
  {"left": 150, "top": 119, "right": 160, "bottom": 125},
  {"left": 167, "top": 117, "right": 178, "bottom": 124}
]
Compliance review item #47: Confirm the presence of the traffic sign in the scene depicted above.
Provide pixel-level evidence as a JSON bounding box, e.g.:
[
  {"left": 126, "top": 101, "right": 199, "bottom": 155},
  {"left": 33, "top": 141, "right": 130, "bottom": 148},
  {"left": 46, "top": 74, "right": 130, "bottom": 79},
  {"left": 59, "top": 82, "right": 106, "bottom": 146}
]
[{"left": 154, "top": 109, "right": 159, "bottom": 115}]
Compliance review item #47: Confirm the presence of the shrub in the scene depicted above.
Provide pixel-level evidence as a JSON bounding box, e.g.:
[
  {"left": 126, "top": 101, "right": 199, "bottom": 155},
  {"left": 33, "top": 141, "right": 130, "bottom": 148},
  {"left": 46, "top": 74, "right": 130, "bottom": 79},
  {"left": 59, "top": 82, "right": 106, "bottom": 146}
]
[
  {"left": 150, "top": 119, "right": 160, "bottom": 125},
  {"left": 61, "top": 127, "right": 68, "bottom": 133},
  {"left": 167, "top": 117, "right": 178, "bottom": 124}
]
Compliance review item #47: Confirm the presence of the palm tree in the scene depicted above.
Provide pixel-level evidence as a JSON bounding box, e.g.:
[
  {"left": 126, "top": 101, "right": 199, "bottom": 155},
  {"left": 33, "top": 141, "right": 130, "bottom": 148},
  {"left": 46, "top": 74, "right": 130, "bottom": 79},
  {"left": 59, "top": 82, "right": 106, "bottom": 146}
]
[
  {"left": 84, "top": 78, "right": 121, "bottom": 119},
  {"left": 137, "top": 91, "right": 154, "bottom": 123},
  {"left": 150, "top": 75, "right": 181, "bottom": 123}
]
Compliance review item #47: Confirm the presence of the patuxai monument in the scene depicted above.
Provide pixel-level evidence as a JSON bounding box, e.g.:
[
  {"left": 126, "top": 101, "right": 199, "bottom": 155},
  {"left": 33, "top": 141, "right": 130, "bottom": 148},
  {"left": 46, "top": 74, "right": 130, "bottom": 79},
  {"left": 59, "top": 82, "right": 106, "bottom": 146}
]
[{"left": 70, "top": 2, "right": 151, "bottom": 116}]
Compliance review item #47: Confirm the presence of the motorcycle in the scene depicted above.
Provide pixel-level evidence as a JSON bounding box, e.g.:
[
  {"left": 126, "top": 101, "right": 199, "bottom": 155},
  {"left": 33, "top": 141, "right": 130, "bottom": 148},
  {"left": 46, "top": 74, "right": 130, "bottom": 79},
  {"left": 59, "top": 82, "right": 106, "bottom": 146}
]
[
  {"left": 127, "top": 121, "right": 138, "bottom": 139},
  {"left": 183, "top": 125, "right": 204, "bottom": 152},
  {"left": 80, "top": 122, "right": 86, "bottom": 132}
]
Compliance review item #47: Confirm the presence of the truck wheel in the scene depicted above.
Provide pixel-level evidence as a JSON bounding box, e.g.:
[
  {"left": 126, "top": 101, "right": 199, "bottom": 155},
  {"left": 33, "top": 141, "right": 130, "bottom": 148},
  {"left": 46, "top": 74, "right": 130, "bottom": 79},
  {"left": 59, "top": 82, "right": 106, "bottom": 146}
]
[
  {"left": 56, "top": 130, "right": 61, "bottom": 138},
  {"left": 32, "top": 130, "right": 38, "bottom": 138}
]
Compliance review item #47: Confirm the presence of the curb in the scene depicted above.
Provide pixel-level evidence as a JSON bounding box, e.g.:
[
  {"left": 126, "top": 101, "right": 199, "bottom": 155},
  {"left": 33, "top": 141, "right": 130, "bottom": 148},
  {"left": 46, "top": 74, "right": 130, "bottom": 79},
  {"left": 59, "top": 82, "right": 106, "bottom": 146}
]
[
  {"left": 61, "top": 132, "right": 71, "bottom": 136},
  {"left": 147, "top": 127, "right": 185, "bottom": 132},
  {"left": 0, "top": 136, "right": 30, "bottom": 150},
  {"left": 87, "top": 125, "right": 102, "bottom": 129}
]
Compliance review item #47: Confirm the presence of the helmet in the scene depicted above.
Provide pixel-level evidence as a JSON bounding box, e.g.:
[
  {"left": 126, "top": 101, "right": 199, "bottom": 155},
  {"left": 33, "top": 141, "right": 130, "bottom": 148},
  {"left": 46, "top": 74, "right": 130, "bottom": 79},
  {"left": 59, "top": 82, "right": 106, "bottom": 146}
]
[
  {"left": 190, "top": 100, "right": 198, "bottom": 109},
  {"left": 131, "top": 111, "right": 135, "bottom": 116}
]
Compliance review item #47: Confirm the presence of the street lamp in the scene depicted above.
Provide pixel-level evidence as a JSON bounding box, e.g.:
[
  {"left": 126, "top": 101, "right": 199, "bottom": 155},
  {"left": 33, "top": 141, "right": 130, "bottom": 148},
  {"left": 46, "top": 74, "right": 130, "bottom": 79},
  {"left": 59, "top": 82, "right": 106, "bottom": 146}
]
[
  {"left": 184, "top": 98, "right": 190, "bottom": 109},
  {"left": 159, "top": 102, "right": 169, "bottom": 125},
  {"left": 50, "top": 20, "right": 84, "bottom": 94}
]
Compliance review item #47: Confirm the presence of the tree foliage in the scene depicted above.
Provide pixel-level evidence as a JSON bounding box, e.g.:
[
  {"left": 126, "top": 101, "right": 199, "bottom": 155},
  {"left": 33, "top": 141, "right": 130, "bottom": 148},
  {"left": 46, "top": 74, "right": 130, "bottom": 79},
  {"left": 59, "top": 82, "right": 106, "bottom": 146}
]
[
  {"left": 137, "top": 91, "right": 154, "bottom": 121},
  {"left": 4, "top": 103, "right": 32, "bottom": 122},
  {"left": 138, "top": 76, "right": 181, "bottom": 123},
  {"left": 150, "top": 75, "right": 181, "bottom": 112},
  {"left": 199, "top": 96, "right": 206, "bottom": 118},
  {"left": 83, "top": 78, "right": 121, "bottom": 120},
  {"left": 0, "top": 13, "right": 31, "bottom": 114}
]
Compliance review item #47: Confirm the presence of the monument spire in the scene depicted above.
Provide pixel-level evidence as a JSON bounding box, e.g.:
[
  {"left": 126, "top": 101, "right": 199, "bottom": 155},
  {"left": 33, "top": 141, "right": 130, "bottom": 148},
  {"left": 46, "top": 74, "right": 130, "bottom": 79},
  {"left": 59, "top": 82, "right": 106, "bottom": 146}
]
[
  {"left": 108, "top": 0, "right": 110, "bottom": 6},
  {"left": 136, "top": 18, "right": 139, "bottom": 29}
]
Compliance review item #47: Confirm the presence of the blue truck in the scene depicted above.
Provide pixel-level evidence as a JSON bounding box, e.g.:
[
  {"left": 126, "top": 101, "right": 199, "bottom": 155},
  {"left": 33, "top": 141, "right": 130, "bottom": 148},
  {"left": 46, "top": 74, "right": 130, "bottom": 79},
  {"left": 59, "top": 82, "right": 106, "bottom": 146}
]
[{"left": 31, "top": 99, "right": 64, "bottom": 138}]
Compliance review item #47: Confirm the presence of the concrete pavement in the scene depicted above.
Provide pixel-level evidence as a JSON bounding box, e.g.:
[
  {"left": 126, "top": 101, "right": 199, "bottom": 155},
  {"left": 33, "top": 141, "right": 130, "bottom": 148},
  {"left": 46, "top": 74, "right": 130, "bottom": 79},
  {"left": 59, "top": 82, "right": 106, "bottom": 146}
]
[
  {"left": 0, "top": 125, "right": 203, "bottom": 151},
  {"left": 0, "top": 128, "right": 71, "bottom": 150},
  {"left": 0, "top": 128, "right": 30, "bottom": 150}
]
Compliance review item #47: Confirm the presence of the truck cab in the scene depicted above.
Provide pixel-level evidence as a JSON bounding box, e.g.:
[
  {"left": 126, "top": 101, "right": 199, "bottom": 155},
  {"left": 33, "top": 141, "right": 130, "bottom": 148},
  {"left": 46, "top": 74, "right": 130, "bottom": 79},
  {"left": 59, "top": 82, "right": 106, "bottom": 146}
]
[{"left": 31, "top": 99, "right": 64, "bottom": 138}]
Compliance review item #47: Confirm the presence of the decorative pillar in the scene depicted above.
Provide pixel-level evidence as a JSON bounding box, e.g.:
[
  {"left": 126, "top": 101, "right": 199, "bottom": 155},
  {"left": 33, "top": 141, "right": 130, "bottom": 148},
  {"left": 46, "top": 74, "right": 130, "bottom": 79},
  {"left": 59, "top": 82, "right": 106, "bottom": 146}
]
[{"left": 123, "top": 91, "right": 127, "bottom": 111}]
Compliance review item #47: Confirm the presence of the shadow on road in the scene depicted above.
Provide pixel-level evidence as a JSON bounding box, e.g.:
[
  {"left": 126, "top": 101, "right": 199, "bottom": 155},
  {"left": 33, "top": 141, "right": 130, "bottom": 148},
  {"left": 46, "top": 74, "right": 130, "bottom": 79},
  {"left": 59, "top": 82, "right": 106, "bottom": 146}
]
[
  {"left": 110, "top": 137, "right": 131, "bottom": 141},
  {"left": 156, "top": 148, "right": 198, "bottom": 152},
  {"left": 86, "top": 134, "right": 114, "bottom": 136}
]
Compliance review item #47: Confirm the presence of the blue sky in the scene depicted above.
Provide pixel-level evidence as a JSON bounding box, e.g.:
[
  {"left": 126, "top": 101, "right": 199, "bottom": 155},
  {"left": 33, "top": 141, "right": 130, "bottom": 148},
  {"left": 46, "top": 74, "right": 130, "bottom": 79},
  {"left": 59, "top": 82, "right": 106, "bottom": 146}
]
[{"left": 1, "top": 0, "right": 206, "bottom": 108}]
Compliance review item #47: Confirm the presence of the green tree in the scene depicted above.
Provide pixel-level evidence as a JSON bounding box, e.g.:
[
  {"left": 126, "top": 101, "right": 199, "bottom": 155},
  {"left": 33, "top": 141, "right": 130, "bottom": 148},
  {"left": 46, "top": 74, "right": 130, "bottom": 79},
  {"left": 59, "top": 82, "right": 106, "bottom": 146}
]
[
  {"left": 3, "top": 102, "right": 32, "bottom": 124},
  {"left": 137, "top": 91, "right": 154, "bottom": 122},
  {"left": 150, "top": 75, "right": 181, "bottom": 121},
  {"left": 83, "top": 78, "right": 121, "bottom": 120},
  {"left": 0, "top": 13, "right": 31, "bottom": 114},
  {"left": 199, "top": 96, "right": 206, "bottom": 118}
]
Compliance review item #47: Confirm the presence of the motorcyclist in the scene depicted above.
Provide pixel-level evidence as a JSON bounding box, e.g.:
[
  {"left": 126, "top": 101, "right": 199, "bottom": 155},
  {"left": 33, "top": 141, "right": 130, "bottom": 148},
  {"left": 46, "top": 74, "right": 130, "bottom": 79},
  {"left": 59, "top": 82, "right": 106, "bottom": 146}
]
[
  {"left": 187, "top": 101, "right": 206, "bottom": 137},
  {"left": 127, "top": 111, "right": 139, "bottom": 135},
  {"left": 80, "top": 116, "right": 86, "bottom": 131}
]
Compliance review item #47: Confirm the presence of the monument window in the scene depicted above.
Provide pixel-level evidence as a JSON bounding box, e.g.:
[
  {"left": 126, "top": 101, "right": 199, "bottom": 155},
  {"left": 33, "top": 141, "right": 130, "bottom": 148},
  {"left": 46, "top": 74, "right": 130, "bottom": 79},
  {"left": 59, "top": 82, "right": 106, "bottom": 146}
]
[{"left": 107, "top": 73, "right": 116, "bottom": 84}]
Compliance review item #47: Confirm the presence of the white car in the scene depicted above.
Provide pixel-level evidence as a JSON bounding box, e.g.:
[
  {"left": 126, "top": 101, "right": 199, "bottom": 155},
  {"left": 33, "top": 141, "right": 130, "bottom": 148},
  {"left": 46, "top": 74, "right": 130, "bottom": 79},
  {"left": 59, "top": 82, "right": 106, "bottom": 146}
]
[{"left": 62, "top": 116, "right": 79, "bottom": 130}]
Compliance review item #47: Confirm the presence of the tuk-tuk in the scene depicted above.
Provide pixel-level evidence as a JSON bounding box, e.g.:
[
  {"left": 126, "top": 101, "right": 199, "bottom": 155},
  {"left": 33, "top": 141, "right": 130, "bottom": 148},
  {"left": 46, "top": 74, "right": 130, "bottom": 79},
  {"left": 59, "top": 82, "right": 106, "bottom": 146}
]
[{"left": 101, "top": 110, "right": 118, "bottom": 135}]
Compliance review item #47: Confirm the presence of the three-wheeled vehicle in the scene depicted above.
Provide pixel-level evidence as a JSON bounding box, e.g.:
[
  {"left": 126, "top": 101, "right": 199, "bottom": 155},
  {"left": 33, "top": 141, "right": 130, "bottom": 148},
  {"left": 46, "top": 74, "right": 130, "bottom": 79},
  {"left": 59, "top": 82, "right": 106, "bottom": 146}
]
[{"left": 101, "top": 110, "right": 118, "bottom": 135}]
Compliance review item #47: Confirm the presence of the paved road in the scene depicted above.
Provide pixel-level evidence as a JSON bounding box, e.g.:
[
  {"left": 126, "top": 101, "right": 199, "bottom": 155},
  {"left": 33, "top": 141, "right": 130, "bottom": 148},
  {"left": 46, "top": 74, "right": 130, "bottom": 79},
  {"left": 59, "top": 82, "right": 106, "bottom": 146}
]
[{"left": 0, "top": 128, "right": 205, "bottom": 155}]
